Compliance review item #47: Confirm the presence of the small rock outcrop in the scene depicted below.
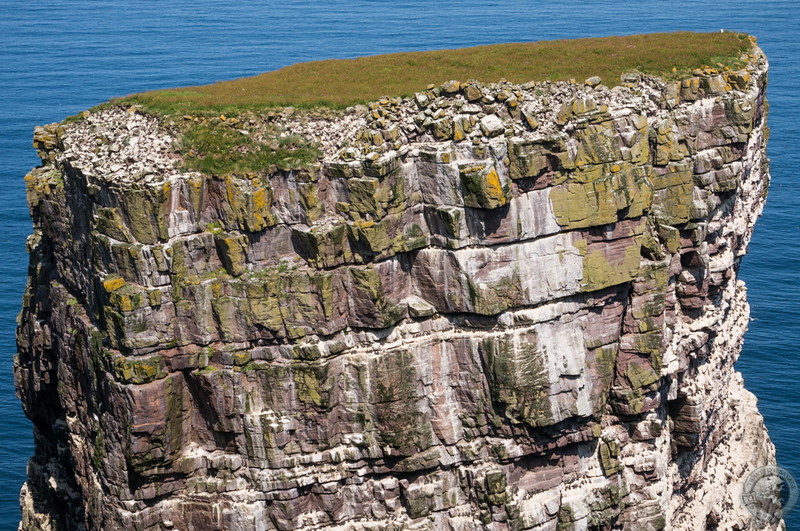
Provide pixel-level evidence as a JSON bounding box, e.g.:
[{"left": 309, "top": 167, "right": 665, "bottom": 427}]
[{"left": 15, "top": 44, "right": 779, "bottom": 530}]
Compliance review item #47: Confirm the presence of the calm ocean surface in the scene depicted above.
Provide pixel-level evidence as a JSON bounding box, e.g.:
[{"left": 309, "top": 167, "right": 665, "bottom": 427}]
[{"left": 1, "top": 1, "right": 797, "bottom": 528}]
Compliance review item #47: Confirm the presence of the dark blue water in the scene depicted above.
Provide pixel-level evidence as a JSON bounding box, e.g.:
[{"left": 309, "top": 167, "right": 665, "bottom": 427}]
[{"left": 1, "top": 1, "right": 797, "bottom": 529}]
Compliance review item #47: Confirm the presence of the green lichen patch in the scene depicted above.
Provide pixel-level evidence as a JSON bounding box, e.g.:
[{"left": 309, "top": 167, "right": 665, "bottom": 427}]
[
  {"left": 570, "top": 120, "right": 622, "bottom": 167},
  {"left": 92, "top": 426, "right": 106, "bottom": 470},
  {"left": 348, "top": 267, "right": 407, "bottom": 328},
  {"left": 610, "top": 387, "right": 646, "bottom": 416},
  {"left": 557, "top": 504, "right": 576, "bottom": 531},
  {"left": 24, "top": 167, "right": 64, "bottom": 208},
  {"left": 588, "top": 484, "right": 624, "bottom": 527},
  {"left": 107, "top": 282, "right": 147, "bottom": 313},
  {"left": 467, "top": 273, "right": 523, "bottom": 316},
  {"left": 298, "top": 181, "right": 324, "bottom": 222},
  {"left": 291, "top": 343, "right": 323, "bottom": 361},
  {"left": 371, "top": 348, "right": 432, "bottom": 454},
  {"left": 599, "top": 440, "right": 622, "bottom": 476},
  {"left": 96, "top": 207, "right": 132, "bottom": 242},
  {"left": 402, "top": 487, "right": 437, "bottom": 519},
  {"left": 652, "top": 118, "right": 689, "bottom": 166},
  {"left": 550, "top": 164, "right": 652, "bottom": 230},
  {"left": 508, "top": 139, "right": 551, "bottom": 180},
  {"left": 588, "top": 344, "right": 619, "bottom": 411},
  {"left": 655, "top": 222, "right": 682, "bottom": 253},
  {"left": 292, "top": 362, "right": 329, "bottom": 408},
  {"left": 483, "top": 470, "right": 509, "bottom": 505},
  {"left": 459, "top": 162, "right": 509, "bottom": 209},
  {"left": 221, "top": 175, "right": 278, "bottom": 232},
  {"left": 626, "top": 362, "right": 660, "bottom": 390},
  {"left": 118, "top": 187, "right": 167, "bottom": 245},
  {"left": 102, "top": 275, "right": 127, "bottom": 293},
  {"left": 113, "top": 355, "right": 167, "bottom": 384},
  {"left": 351, "top": 218, "right": 428, "bottom": 261},
  {"left": 484, "top": 332, "right": 552, "bottom": 427},
  {"left": 147, "top": 289, "right": 163, "bottom": 307},
  {"left": 574, "top": 236, "right": 643, "bottom": 292},
  {"left": 213, "top": 231, "right": 248, "bottom": 277},
  {"left": 651, "top": 160, "right": 694, "bottom": 225}
]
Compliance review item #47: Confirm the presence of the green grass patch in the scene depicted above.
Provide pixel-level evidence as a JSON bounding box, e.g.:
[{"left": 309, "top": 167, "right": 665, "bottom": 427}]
[
  {"left": 177, "top": 121, "right": 320, "bottom": 174},
  {"left": 123, "top": 31, "right": 753, "bottom": 114}
]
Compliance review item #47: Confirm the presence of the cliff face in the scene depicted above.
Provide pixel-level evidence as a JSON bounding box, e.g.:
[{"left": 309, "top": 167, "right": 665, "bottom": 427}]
[{"left": 15, "top": 46, "right": 776, "bottom": 530}]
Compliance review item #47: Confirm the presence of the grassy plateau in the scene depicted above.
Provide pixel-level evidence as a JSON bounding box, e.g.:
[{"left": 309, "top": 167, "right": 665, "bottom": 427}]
[
  {"left": 102, "top": 32, "right": 755, "bottom": 175},
  {"left": 123, "top": 31, "right": 753, "bottom": 115}
]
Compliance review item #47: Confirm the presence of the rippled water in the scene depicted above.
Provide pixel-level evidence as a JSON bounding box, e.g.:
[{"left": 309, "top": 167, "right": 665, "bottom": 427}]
[{"left": 1, "top": 1, "right": 797, "bottom": 528}]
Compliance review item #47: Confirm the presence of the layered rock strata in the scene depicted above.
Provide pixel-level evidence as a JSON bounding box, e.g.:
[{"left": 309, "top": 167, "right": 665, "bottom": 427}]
[{"left": 16, "top": 44, "right": 778, "bottom": 530}]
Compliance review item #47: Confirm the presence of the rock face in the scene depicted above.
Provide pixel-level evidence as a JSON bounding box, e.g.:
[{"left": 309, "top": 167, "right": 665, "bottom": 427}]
[{"left": 15, "top": 45, "right": 779, "bottom": 530}]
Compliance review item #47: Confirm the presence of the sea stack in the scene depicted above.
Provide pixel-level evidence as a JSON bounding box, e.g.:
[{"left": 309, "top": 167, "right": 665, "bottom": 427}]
[{"left": 15, "top": 36, "right": 779, "bottom": 529}]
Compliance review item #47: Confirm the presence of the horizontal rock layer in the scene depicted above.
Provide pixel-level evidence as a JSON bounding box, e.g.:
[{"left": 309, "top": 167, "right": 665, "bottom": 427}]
[{"left": 16, "top": 45, "right": 780, "bottom": 530}]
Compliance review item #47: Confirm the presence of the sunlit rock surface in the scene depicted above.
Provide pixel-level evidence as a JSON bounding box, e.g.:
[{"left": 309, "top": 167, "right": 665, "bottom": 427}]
[{"left": 15, "top": 44, "right": 778, "bottom": 530}]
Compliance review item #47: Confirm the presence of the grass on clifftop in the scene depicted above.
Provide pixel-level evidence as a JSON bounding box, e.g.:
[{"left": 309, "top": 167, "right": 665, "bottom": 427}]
[
  {"left": 176, "top": 123, "right": 321, "bottom": 174},
  {"left": 124, "top": 31, "right": 753, "bottom": 114},
  {"left": 105, "top": 32, "right": 753, "bottom": 176}
]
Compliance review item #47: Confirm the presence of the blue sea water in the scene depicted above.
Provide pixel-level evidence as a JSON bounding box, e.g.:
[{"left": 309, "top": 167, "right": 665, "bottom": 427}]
[{"left": 0, "top": 1, "right": 797, "bottom": 529}]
